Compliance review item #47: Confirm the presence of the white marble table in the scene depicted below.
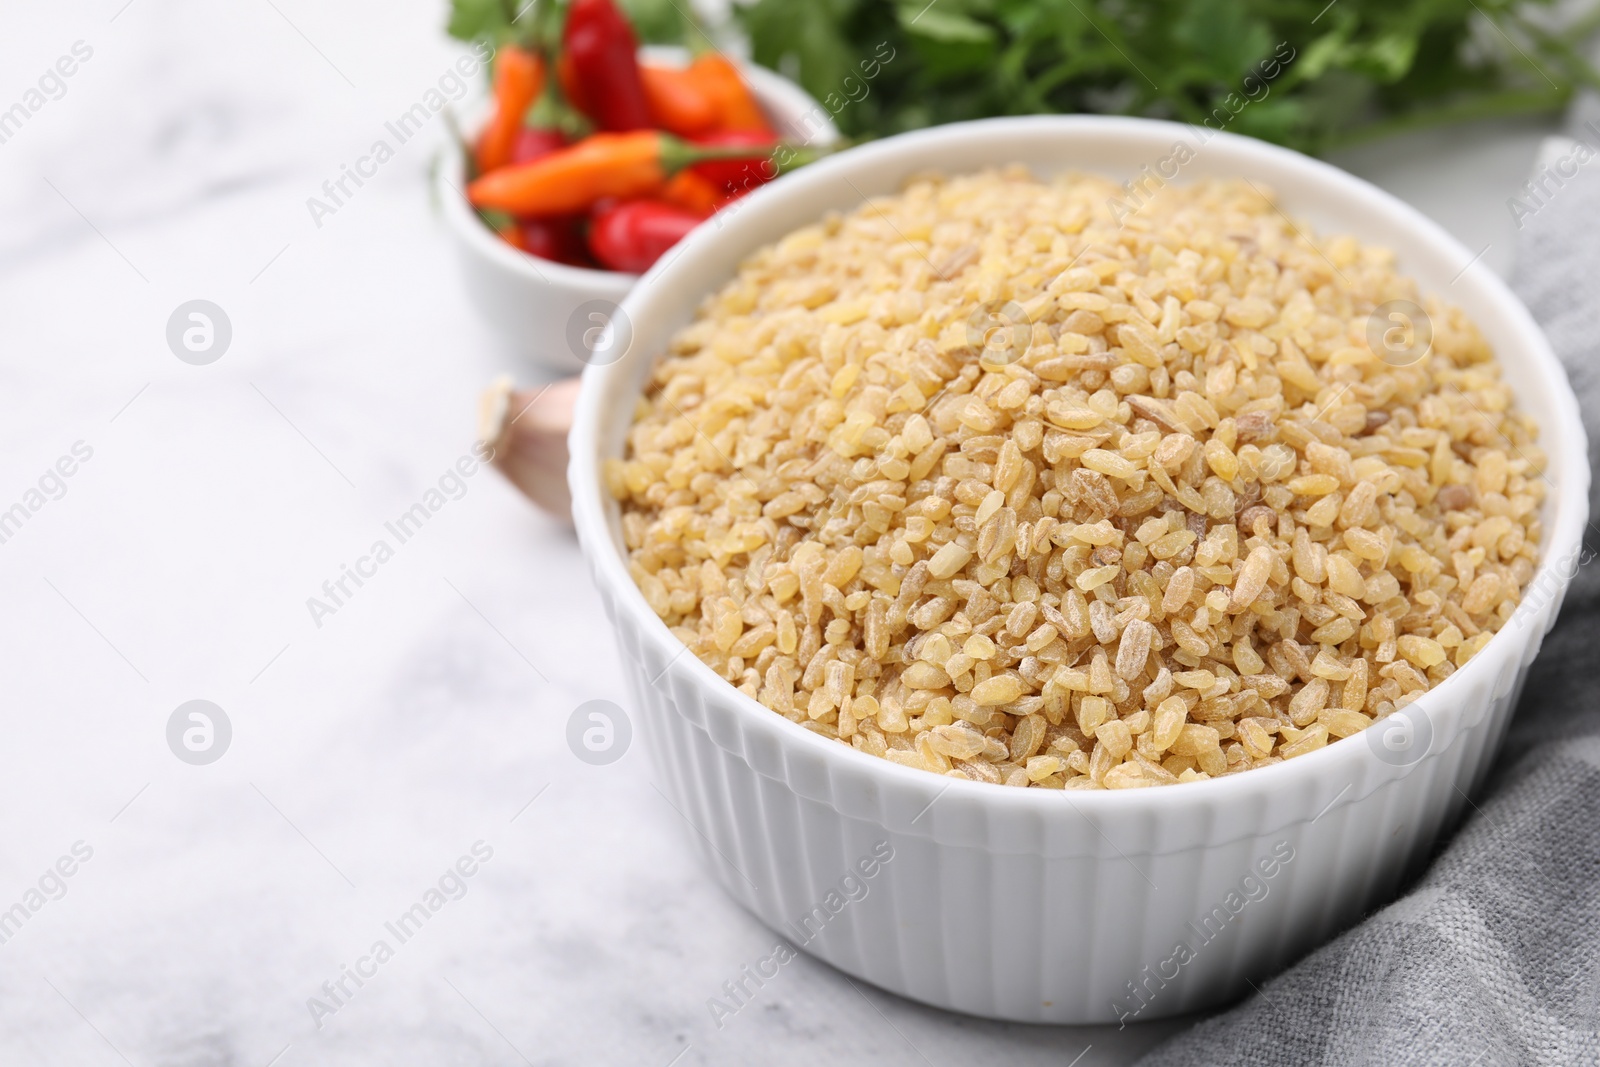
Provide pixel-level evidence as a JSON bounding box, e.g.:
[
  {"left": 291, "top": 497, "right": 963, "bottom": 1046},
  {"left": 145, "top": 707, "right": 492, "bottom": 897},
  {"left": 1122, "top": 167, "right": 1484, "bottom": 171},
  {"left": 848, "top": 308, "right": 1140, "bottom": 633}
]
[{"left": 0, "top": 2, "right": 1555, "bottom": 1063}]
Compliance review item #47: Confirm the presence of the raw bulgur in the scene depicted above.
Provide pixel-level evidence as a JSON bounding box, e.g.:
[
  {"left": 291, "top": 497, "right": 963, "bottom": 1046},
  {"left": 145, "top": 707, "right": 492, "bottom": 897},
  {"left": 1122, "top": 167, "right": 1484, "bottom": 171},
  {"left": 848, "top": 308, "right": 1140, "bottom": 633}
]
[{"left": 606, "top": 168, "right": 1545, "bottom": 789}]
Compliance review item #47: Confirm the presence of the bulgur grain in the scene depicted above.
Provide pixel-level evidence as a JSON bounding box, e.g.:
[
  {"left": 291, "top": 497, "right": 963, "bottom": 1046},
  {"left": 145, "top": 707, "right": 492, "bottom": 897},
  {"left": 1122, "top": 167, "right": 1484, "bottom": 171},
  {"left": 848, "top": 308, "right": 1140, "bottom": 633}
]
[{"left": 609, "top": 169, "right": 1545, "bottom": 789}]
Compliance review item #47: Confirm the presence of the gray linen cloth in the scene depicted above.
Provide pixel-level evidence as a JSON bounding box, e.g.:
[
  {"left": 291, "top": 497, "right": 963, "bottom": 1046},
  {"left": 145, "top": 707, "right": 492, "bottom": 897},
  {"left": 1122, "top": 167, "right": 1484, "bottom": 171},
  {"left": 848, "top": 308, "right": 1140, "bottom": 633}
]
[{"left": 1134, "top": 144, "right": 1600, "bottom": 1066}]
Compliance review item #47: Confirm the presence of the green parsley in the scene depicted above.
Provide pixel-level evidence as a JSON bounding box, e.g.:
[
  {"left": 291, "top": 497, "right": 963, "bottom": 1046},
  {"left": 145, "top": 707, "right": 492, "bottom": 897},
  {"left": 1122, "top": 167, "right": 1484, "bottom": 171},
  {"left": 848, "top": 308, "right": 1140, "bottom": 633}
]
[{"left": 726, "top": 0, "right": 1600, "bottom": 154}]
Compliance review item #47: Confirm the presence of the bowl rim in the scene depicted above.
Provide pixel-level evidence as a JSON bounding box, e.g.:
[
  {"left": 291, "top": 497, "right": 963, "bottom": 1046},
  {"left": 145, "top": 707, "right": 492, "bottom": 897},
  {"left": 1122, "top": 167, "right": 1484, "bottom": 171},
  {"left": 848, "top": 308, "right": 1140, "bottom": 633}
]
[
  {"left": 570, "top": 113, "right": 1592, "bottom": 817},
  {"left": 436, "top": 49, "right": 840, "bottom": 291}
]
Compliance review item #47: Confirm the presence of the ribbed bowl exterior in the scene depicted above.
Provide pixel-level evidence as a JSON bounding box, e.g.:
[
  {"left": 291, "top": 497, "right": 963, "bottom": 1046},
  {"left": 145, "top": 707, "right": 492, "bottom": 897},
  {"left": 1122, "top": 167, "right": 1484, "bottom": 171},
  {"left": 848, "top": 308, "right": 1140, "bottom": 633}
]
[
  {"left": 570, "top": 117, "right": 1591, "bottom": 1023},
  {"left": 589, "top": 558, "right": 1565, "bottom": 1023}
]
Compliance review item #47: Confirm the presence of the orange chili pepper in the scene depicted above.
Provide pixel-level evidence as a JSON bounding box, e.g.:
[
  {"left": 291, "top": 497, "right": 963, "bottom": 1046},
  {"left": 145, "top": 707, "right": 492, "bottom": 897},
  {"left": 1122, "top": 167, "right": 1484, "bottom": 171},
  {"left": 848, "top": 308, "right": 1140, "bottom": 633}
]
[
  {"left": 468, "top": 130, "right": 772, "bottom": 216},
  {"left": 496, "top": 222, "right": 528, "bottom": 251},
  {"left": 661, "top": 169, "right": 722, "bottom": 217},
  {"left": 688, "top": 53, "right": 773, "bottom": 135},
  {"left": 639, "top": 63, "right": 719, "bottom": 136},
  {"left": 470, "top": 131, "right": 663, "bottom": 214},
  {"left": 475, "top": 46, "right": 544, "bottom": 174}
]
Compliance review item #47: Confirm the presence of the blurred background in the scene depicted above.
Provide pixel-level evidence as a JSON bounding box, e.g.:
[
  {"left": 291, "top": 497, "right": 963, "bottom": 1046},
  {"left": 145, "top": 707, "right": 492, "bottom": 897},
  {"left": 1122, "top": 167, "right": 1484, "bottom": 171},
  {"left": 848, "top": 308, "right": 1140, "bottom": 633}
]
[{"left": 0, "top": 1, "right": 1589, "bottom": 1064}]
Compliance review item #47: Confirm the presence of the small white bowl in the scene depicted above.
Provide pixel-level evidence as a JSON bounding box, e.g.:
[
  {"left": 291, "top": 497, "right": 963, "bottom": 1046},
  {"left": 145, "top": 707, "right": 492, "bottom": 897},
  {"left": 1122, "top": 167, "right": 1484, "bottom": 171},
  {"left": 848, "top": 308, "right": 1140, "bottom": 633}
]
[
  {"left": 569, "top": 116, "right": 1590, "bottom": 1023},
  {"left": 439, "top": 49, "right": 838, "bottom": 376}
]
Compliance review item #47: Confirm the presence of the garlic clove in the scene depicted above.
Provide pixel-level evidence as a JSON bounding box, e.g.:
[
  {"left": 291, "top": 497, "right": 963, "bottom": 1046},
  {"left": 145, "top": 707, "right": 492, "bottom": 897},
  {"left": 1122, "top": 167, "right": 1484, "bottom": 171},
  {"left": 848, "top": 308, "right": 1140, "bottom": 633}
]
[{"left": 479, "top": 375, "right": 581, "bottom": 522}]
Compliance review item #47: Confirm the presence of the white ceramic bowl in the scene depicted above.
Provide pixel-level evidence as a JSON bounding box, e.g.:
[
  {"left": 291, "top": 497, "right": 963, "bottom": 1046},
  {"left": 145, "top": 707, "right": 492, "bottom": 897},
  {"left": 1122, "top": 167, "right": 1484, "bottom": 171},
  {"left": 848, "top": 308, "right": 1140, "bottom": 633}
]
[
  {"left": 569, "top": 116, "right": 1591, "bottom": 1023},
  {"left": 439, "top": 49, "right": 838, "bottom": 376}
]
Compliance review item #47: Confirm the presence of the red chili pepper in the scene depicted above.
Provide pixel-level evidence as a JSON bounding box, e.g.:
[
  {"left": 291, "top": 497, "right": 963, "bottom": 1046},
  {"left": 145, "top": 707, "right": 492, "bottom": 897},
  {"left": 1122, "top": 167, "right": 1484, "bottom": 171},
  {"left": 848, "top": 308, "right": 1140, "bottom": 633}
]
[
  {"left": 510, "top": 126, "right": 567, "bottom": 167},
  {"left": 557, "top": 52, "right": 586, "bottom": 116},
  {"left": 689, "top": 129, "right": 778, "bottom": 190},
  {"left": 588, "top": 200, "right": 702, "bottom": 273},
  {"left": 562, "top": 0, "right": 651, "bottom": 132},
  {"left": 520, "top": 215, "right": 591, "bottom": 266}
]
